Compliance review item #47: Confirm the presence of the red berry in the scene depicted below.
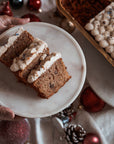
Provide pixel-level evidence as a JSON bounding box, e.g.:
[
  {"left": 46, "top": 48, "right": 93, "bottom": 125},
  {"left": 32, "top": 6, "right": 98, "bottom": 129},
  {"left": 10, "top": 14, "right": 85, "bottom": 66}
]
[
  {"left": 0, "top": 119, "right": 30, "bottom": 144},
  {"left": 0, "top": 1, "right": 13, "bottom": 16},
  {"left": 21, "top": 13, "right": 41, "bottom": 22},
  {"left": 80, "top": 87, "right": 105, "bottom": 112},
  {"left": 83, "top": 133, "right": 101, "bottom": 144},
  {"left": 28, "top": 0, "right": 41, "bottom": 11}
]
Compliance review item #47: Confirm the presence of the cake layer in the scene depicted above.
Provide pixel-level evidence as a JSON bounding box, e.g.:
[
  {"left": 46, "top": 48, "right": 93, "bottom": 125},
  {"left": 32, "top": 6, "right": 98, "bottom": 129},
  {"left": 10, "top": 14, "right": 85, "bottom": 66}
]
[
  {"left": 17, "top": 48, "right": 49, "bottom": 83},
  {"left": 10, "top": 38, "right": 49, "bottom": 82},
  {"left": 32, "top": 58, "right": 71, "bottom": 98},
  {"left": 10, "top": 38, "right": 48, "bottom": 72},
  {"left": 27, "top": 53, "right": 62, "bottom": 83},
  {"left": 0, "top": 28, "right": 34, "bottom": 67}
]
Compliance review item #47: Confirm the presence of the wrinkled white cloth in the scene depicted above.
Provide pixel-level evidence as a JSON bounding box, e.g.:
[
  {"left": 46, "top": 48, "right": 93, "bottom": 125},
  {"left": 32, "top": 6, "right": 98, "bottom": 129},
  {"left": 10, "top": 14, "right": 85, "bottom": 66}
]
[
  {"left": 12, "top": 0, "right": 114, "bottom": 144},
  {"left": 31, "top": 105, "right": 114, "bottom": 144}
]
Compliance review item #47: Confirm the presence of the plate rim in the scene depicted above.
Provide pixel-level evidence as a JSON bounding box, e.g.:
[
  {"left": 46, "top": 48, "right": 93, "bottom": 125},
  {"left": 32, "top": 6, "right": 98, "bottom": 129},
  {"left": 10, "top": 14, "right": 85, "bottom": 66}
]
[
  {"left": 0, "top": 22, "right": 87, "bottom": 118},
  {"left": 88, "top": 81, "right": 114, "bottom": 107},
  {"left": 87, "top": 63, "right": 114, "bottom": 107}
]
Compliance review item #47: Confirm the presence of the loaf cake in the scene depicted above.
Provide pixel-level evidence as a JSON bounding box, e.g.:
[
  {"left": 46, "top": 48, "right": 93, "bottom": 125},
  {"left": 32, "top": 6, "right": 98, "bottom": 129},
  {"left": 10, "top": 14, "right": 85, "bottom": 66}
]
[{"left": 0, "top": 27, "right": 71, "bottom": 98}]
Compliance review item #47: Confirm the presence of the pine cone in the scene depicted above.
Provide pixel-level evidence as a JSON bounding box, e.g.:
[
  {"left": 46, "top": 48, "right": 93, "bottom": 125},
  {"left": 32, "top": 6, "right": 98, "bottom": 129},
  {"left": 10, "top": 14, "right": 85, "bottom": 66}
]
[
  {"left": 65, "top": 124, "right": 86, "bottom": 144},
  {"left": 57, "top": 105, "right": 75, "bottom": 119}
]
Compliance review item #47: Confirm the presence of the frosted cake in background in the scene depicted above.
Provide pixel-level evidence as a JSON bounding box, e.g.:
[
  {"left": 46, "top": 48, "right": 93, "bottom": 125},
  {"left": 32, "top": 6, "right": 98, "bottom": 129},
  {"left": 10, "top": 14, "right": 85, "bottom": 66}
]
[{"left": 85, "top": 2, "right": 114, "bottom": 59}]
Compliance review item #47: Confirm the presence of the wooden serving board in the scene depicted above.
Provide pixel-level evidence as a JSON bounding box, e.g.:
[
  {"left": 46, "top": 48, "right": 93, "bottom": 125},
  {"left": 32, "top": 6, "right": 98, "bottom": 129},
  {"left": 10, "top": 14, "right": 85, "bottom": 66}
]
[{"left": 56, "top": 0, "right": 114, "bottom": 67}]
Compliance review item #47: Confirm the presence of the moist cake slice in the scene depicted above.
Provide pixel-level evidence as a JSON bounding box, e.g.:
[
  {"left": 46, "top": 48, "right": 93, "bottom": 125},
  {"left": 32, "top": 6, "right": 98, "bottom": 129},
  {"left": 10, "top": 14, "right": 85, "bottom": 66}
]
[
  {"left": 27, "top": 53, "right": 71, "bottom": 98},
  {"left": 10, "top": 38, "right": 49, "bottom": 83},
  {"left": 0, "top": 27, "right": 34, "bottom": 67}
]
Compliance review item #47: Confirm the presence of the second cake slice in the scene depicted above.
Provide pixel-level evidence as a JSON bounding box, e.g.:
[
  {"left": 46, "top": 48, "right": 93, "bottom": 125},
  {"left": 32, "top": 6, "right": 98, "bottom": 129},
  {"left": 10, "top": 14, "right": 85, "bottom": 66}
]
[{"left": 10, "top": 38, "right": 49, "bottom": 83}]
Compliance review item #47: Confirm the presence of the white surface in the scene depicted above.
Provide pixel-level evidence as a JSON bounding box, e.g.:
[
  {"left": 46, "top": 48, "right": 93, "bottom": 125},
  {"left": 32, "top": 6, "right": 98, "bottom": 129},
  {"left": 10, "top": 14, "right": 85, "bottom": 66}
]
[
  {"left": 72, "top": 30, "right": 114, "bottom": 107},
  {"left": 87, "top": 46, "right": 114, "bottom": 107},
  {"left": 32, "top": 109, "right": 114, "bottom": 144},
  {"left": 0, "top": 22, "right": 86, "bottom": 118},
  {"left": 32, "top": 99, "right": 114, "bottom": 144}
]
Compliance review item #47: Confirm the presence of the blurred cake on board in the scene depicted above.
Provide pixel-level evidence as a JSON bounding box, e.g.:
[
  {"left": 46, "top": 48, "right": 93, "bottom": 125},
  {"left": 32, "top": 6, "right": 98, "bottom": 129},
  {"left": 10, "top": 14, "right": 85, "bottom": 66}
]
[{"left": 57, "top": 0, "right": 114, "bottom": 67}]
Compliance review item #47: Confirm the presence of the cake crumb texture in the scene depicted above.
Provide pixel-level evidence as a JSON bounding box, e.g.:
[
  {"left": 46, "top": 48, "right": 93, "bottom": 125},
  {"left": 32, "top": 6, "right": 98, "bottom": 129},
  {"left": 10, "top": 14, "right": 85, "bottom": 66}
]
[
  {"left": 33, "top": 58, "right": 71, "bottom": 98},
  {"left": 0, "top": 31, "right": 34, "bottom": 67}
]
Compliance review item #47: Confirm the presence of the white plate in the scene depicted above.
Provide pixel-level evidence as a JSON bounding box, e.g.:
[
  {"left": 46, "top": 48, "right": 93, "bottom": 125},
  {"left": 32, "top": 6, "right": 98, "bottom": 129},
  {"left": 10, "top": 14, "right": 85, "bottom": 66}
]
[
  {"left": 86, "top": 44, "right": 114, "bottom": 107},
  {"left": 73, "top": 30, "right": 114, "bottom": 107},
  {"left": 0, "top": 22, "right": 86, "bottom": 118}
]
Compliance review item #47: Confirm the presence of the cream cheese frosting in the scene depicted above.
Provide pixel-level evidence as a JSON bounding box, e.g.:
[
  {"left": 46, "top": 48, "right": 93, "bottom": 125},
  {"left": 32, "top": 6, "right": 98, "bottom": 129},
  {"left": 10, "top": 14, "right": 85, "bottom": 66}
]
[
  {"left": 10, "top": 38, "right": 48, "bottom": 72},
  {"left": 0, "top": 27, "right": 24, "bottom": 57},
  {"left": 27, "top": 53, "right": 61, "bottom": 83},
  {"left": 40, "top": 53, "right": 47, "bottom": 61},
  {"left": 85, "top": 2, "right": 114, "bottom": 58}
]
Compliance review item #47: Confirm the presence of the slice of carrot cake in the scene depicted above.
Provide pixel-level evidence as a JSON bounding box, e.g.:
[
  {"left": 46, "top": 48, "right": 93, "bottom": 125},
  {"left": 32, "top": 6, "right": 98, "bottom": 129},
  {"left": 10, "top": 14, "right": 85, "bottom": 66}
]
[
  {"left": 27, "top": 53, "right": 71, "bottom": 98},
  {"left": 10, "top": 38, "right": 49, "bottom": 82},
  {"left": 0, "top": 27, "right": 34, "bottom": 67}
]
